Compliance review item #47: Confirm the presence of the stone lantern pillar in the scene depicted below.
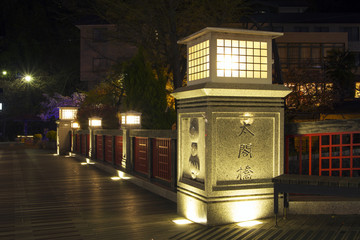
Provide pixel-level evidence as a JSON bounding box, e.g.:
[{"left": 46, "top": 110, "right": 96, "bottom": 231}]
[
  {"left": 56, "top": 107, "right": 78, "bottom": 155},
  {"left": 120, "top": 111, "right": 142, "bottom": 171},
  {"left": 171, "top": 27, "right": 291, "bottom": 225},
  {"left": 88, "top": 117, "right": 102, "bottom": 158}
]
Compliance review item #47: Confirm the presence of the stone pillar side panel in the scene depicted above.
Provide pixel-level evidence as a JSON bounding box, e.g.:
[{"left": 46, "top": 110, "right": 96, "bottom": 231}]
[
  {"left": 214, "top": 112, "right": 280, "bottom": 183},
  {"left": 179, "top": 113, "right": 206, "bottom": 190}
]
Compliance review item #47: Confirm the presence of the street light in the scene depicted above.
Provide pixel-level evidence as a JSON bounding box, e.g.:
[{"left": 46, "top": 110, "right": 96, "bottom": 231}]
[{"left": 24, "top": 74, "right": 33, "bottom": 82}]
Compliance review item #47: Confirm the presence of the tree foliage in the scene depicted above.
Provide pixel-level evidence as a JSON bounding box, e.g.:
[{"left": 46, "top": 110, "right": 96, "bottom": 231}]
[
  {"left": 76, "top": 81, "right": 121, "bottom": 129},
  {"left": 325, "top": 49, "right": 357, "bottom": 101},
  {"left": 0, "top": 0, "right": 82, "bottom": 95},
  {"left": 94, "top": 0, "right": 251, "bottom": 89},
  {"left": 284, "top": 66, "right": 335, "bottom": 117},
  {"left": 39, "top": 92, "right": 85, "bottom": 121},
  {"left": 122, "top": 48, "right": 176, "bottom": 129}
]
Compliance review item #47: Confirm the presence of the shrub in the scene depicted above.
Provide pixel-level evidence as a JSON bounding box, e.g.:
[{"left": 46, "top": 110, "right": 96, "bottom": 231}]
[
  {"left": 46, "top": 130, "right": 57, "bottom": 142},
  {"left": 33, "top": 134, "right": 42, "bottom": 143}
]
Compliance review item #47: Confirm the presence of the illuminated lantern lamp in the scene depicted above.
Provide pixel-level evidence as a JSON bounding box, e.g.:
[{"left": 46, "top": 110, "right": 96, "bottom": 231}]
[
  {"left": 88, "top": 117, "right": 102, "bottom": 158},
  {"left": 178, "top": 27, "right": 283, "bottom": 86},
  {"left": 121, "top": 111, "right": 141, "bottom": 129},
  {"left": 59, "top": 107, "right": 78, "bottom": 120},
  {"left": 88, "top": 117, "right": 102, "bottom": 128},
  {"left": 57, "top": 107, "right": 78, "bottom": 155},
  {"left": 70, "top": 121, "right": 80, "bottom": 153},
  {"left": 71, "top": 121, "right": 80, "bottom": 129}
]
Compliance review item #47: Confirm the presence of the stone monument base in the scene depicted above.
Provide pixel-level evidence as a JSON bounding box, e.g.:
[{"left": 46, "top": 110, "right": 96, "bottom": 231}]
[{"left": 177, "top": 187, "right": 275, "bottom": 226}]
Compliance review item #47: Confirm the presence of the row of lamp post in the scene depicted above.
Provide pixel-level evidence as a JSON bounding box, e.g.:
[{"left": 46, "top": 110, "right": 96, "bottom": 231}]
[{"left": 57, "top": 107, "right": 142, "bottom": 164}]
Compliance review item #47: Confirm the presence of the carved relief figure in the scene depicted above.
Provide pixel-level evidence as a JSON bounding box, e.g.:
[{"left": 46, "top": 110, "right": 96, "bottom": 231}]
[
  {"left": 189, "top": 118, "right": 200, "bottom": 179},
  {"left": 189, "top": 143, "right": 200, "bottom": 179}
]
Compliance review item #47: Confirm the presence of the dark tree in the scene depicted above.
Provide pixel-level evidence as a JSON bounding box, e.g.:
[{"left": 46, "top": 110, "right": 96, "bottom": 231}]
[{"left": 94, "top": 0, "right": 251, "bottom": 89}]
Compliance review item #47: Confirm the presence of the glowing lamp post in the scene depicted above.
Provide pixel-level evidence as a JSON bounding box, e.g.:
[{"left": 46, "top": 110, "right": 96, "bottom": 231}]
[
  {"left": 71, "top": 121, "right": 80, "bottom": 129},
  {"left": 179, "top": 27, "right": 279, "bottom": 86},
  {"left": 70, "top": 121, "right": 80, "bottom": 152},
  {"left": 89, "top": 117, "right": 102, "bottom": 128},
  {"left": 172, "top": 27, "right": 291, "bottom": 225},
  {"left": 120, "top": 111, "right": 141, "bottom": 171},
  {"left": 88, "top": 117, "right": 102, "bottom": 158},
  {"left": 121, "top": 111, "right": 141, "bottom": 129},
  {"left": 57, "top": 107, "right": 78, "bottom": 155}
]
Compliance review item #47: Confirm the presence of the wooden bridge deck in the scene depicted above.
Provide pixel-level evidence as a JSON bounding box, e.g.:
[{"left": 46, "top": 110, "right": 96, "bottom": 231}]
[{"left": 1, "top": 143, "right": 360, "bottom": 240}]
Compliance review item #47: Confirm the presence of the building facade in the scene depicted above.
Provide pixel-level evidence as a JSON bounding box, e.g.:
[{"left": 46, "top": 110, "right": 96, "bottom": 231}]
[{"left": 76, "top": 21, "right": 136, "bottom": 90}]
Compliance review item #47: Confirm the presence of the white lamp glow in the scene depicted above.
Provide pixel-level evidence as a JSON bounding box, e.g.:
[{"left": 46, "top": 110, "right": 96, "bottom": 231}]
[
  {"left": 71, "top": 121, "right": 80, "bottom": 129},
  {"left": 177, "top": 27, "right": 283, "bottom": 86},
  {"left": 24, "top": 74, "right": 33, "bottom": 82},
  {"left": 88, "top": 117, "right": 102, "bottom": 127},
  {"left": 121, "top": 111, "right": 141, "bottom": 128},
  {"left": 59, "top": 107, "right": 78, "bottom": 120}
]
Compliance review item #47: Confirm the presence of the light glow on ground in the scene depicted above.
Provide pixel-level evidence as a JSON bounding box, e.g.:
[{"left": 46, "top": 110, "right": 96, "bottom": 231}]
[
  {"left": 85, "top": 158, "right": 95, "bottom": 164},
  {"left": 237, "top": 220, "right": 263, "bottom": 227},
  {"left": 172, "top": 219, "right": 193, "bottom": 225},
  {"left": 117, "top": 170, "right": 131, "bottom": 179},
  {"left": 111, "top": 176, "right": 121, "bottom": 181}
]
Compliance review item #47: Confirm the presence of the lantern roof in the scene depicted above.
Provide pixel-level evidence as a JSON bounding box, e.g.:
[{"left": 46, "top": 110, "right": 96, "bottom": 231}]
[{"left": 177, "top": 27, "right": 283, "bottom": 45}]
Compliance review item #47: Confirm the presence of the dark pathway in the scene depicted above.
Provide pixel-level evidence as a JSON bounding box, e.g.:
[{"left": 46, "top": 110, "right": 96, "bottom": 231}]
[{"left": 1, "top": 143, "right": 360, "bottom": 240}]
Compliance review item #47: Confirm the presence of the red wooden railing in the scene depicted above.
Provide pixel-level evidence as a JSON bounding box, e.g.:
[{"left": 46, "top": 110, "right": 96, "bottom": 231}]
[
  {"left": 96, "top": 135, "right": 103, "bottom": 160},
  {"left": 72, "top": 130, "right": 176, "bottom": 190},
  {"left": 76, "top": 134, "right": 81, "bottom": 153},
  {"left": 81, "top": 134, "right": 89, "bottom": 157},
  {"left": 285, "top": 131, "right": 360, "bottom": 177},
  {"left": 114, "top": 136, "right": 123, "bottom": 166},
  {"left": 152, "top": 138, "right": 172, "bottom": 182},
  {"left": 134, "top": 137, "right": 148, "bottom": 175},
  {"left": 104, "top": 136, "right": 113, "bottom": 163}
]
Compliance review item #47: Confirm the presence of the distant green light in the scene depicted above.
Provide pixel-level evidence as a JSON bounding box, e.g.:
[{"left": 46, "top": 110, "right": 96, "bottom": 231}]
[{"left": 2, "top": 71, "right": 7, "bottom": 76}]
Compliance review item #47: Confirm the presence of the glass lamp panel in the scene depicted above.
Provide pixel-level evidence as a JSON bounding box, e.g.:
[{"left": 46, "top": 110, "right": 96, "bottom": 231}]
[
  {"left": 225, "top": 39, "right": 231, "bottom": 47},
  {"left": 247, "top": 56, "right": 254, "bottom": 63},
  {"left": 225, "top": 47, "right": 231, "bottom": 54},
  {"left": 225, "top": 70, "right": 231, "bottom": 77},
  {"left": 61, "top": 109, "right": 77, "bottom": 120}
]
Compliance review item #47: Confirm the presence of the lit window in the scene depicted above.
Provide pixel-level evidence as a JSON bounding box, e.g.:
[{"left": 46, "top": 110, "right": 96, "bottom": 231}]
[
  {"left": 188, "top": 40, "right": 210, "bottom": 82},
  {"left": 216, "top": 39, "right": 268, "bottom": 79}
]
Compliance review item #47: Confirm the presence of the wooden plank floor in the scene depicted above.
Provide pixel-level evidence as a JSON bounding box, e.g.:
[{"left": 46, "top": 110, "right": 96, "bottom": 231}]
[{"left": 1, "top": 143, "right": 360, "bottom": 240}]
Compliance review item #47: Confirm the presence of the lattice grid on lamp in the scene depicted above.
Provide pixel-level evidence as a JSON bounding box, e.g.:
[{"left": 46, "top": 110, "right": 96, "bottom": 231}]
[
  {"left": 188, "top": 40, "right": 210, "bottom": 82},
  {"left": 216, "top": 39, "right": 268, "bottom": 79}
]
